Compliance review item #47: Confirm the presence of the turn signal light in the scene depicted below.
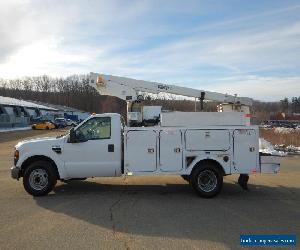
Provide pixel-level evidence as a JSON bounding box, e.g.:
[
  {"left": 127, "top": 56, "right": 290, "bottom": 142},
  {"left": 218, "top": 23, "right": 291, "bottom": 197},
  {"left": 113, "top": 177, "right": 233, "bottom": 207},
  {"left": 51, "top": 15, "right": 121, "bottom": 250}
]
[{"left": 14, "top": 150, "right": 19, "bottom": 165}]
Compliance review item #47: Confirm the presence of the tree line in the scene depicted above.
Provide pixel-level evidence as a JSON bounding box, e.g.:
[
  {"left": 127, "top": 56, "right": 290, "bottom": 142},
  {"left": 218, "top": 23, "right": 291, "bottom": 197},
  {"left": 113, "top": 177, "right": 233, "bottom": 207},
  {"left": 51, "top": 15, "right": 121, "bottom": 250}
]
[
  {"left": 280, "top": 97, "right": 300, "bottom": 113},
  {"left": 0, "top": 75, "right": 298, "bottom": 123},
  {"left": 0, "top": 75, "right": 126, "bottom": 116}
]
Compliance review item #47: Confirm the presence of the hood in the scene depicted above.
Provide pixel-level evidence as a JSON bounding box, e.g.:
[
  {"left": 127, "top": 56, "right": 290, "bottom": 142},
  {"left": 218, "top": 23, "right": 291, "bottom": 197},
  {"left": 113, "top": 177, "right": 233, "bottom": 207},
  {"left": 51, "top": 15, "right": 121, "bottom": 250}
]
[{"left": 15, "top": 136, "right": 65, "bottom": 149}]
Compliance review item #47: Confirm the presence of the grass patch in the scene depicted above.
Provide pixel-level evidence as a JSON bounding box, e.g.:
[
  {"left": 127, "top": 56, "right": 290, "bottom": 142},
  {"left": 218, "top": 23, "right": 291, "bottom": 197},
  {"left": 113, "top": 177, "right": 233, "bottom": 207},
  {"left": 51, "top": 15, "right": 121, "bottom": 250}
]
[{"left": 260, "top": 128, "right": 300, "bottom": 146}]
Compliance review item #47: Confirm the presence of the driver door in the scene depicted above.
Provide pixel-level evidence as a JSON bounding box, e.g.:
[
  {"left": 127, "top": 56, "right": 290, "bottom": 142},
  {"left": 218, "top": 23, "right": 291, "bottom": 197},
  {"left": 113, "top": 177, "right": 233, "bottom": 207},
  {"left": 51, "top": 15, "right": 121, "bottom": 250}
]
[{"left": 63, "top": 116, "right": 117, "bottom": 178}]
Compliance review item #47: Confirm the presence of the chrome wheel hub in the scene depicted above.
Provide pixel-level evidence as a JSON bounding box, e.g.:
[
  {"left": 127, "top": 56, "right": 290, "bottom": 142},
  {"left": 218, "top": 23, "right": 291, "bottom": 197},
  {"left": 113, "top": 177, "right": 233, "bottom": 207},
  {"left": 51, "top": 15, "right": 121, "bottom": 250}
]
[
  {"left": 29, "top": 169, "right": 48, "bottom": 191},
  {"left": 197, "top": 170, "right": 217, "bottom": 192}
]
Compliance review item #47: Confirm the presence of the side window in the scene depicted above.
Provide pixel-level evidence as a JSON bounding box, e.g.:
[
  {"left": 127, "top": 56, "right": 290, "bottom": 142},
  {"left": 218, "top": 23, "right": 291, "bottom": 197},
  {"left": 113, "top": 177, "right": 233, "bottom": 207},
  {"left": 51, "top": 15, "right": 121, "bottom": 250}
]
[{"left": 75, "top": 117, "right": 111, "bottom": 141}]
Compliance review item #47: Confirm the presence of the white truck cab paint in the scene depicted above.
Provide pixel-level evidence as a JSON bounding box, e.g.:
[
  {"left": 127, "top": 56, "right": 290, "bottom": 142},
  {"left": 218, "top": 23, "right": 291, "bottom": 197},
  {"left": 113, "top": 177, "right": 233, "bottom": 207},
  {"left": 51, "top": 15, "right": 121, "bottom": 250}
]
[
  {"left": 63, "top": 114, "right": 122, "bottom": 178},
  {"left": 14, "top": 136, "right": 67, "bottom": 179}
]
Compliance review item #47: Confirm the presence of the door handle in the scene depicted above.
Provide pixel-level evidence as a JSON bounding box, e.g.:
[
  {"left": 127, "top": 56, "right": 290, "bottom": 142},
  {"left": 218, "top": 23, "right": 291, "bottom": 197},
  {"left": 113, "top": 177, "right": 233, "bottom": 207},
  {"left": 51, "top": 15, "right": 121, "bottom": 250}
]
[
  {"left": 52, "top": 146, "right": 61, "bottom": 154},
  {"left": 148, "top": 148, "right": 155, "bottom": 153},
  {"left": 108, "top": 144, "right": 114, "bottom": 152},
  {"left": 174, "top": 147, "right": 181, "bottom": 153},
  {"left": 249, "top": 146, "right": 255, "bottom": 152}
]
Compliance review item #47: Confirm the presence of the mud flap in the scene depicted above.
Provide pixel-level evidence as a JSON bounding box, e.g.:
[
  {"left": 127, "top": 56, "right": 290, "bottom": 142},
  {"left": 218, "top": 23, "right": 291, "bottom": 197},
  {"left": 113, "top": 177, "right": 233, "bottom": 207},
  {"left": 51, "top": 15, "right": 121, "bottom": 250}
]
[{"left": 238, "top": 174, "right": 249, "bottom": 190}]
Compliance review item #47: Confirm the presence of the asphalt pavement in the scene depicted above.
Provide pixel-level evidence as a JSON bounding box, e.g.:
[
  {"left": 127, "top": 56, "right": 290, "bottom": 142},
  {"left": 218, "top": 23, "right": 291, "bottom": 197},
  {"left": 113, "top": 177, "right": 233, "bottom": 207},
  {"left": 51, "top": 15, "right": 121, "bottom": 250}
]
[{"left": 0, "top": 129, "right": 299, "bottom": 250}]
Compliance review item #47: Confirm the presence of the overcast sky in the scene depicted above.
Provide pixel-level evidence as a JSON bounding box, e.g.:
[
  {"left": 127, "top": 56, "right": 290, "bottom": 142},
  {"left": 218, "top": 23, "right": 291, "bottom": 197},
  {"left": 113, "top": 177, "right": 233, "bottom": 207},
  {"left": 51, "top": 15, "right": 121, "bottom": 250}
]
[{"left": 0, "top": 0, "right": 299, "bottom": 101}]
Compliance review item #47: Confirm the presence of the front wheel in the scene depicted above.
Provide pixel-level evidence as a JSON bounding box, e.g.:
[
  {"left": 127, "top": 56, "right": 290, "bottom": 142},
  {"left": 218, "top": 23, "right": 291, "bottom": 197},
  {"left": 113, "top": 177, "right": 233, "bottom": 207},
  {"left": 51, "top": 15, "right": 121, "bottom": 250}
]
[
  {"left": 190, "top": 163, "right": 223, "bottom": 198},
  {"left": 23, "top": 161, "right": 57, "bottom": 196}
]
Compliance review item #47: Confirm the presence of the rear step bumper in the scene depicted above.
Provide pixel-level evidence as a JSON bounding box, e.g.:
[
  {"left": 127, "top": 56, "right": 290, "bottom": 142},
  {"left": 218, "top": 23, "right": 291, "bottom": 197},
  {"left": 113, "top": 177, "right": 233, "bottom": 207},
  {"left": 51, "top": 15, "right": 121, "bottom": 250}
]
[{"left": 260, "top": 155, "right": 280, "bottom": 174}]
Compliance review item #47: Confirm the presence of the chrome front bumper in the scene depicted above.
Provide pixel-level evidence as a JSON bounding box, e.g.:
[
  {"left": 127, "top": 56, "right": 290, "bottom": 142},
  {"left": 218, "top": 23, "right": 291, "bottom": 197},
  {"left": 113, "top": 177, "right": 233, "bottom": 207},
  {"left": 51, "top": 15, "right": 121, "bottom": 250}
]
[{"left": 11, "top": 166, "right": 20, "bottom": 180}]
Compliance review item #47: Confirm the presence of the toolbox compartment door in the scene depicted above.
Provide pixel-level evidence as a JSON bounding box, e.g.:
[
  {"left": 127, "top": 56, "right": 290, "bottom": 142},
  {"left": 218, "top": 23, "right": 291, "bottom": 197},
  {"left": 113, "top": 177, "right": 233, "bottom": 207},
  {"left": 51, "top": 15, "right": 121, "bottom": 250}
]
[
  {"left": 185, "top": 129, "right": 230, "bottom": 151},
  {"left": 233, "top": 129, "right": 258, "bottom": 173},
  {"left": 159, "top": 130, "right": 183, "bottom": 172},
  {"left": 125, "top": 130, "right": 157, "bottom": 172}
]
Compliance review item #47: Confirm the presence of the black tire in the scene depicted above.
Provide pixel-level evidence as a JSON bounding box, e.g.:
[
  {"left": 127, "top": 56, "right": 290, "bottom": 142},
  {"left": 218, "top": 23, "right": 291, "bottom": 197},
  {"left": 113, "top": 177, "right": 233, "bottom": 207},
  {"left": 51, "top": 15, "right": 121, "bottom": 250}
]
[
  {"left": 23, "top": 161, "right": 57, "bottom": 196},
  {"left": 190, "top": 162, "right": 223, "bottom": 198},
  {"left": 181, "top": 175, "right": 190, "bottom": 182},
  {"left": 46, "top": 126, "right": 49, "bottom": 130},
  {"left": 32, "top": 126, "right": 36, "bottom": 130}
]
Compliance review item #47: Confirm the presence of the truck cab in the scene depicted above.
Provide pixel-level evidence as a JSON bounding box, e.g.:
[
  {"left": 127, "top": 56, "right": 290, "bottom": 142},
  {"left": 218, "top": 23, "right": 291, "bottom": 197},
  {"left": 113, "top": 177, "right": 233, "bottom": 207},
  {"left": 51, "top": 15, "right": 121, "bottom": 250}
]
[{"left": 11, "top": 113, "right": 123, "bottom": 196}]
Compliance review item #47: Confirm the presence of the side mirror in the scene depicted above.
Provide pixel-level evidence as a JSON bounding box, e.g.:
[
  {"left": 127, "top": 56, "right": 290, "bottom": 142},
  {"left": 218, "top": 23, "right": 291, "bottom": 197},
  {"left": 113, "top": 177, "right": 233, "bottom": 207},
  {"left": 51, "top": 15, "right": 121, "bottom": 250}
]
[
  {"left": 69, "top": 128, "right": 76, "bottom": 143},
  {"left": 69, "top": 128, "right": 88, "bottom": 143}
]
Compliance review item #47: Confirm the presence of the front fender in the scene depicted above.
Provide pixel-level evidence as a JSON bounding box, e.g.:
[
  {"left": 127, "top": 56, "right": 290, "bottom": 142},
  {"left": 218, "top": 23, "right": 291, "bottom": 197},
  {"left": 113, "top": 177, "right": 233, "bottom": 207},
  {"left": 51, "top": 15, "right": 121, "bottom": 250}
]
[{"left": 16, "top": 151, "right": 68, "bottom": 179}]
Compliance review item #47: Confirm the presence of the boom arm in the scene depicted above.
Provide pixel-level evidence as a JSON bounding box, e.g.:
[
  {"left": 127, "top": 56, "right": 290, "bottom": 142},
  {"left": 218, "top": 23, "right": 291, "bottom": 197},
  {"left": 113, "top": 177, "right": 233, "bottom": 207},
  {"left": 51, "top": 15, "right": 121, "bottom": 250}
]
[{"left": 89, "top": 72, "right": 252, "bottom": 106}]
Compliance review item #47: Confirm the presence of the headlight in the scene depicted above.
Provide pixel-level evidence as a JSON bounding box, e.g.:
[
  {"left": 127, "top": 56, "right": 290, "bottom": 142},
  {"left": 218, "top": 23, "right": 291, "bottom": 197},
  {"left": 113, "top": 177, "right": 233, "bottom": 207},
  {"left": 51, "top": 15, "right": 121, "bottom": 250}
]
[{"left": 14, "top": 150, "right": 19, "bottom": 165}]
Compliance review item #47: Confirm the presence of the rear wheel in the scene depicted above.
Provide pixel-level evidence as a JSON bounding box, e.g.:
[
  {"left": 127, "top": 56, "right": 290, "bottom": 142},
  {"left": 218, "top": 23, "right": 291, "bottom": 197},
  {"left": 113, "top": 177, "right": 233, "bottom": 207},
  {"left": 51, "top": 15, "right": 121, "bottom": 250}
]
[
  {"left": 46, "top": 126, "right": 49, "bottom": 130},
  {"left": 190, "top": 162, "right": 223, "bottom": 198},
  {"left": 23, "top": 161, "right": 57, "bottom": 196},
  {"left": 32, "top": 126, "right": 36, "bottom": 130}
]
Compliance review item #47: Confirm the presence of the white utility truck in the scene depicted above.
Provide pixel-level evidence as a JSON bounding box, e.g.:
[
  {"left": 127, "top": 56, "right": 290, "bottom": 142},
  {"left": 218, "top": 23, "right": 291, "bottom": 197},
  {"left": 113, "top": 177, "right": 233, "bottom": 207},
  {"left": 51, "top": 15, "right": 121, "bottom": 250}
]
[{"left": 11, "top": 73, "right": 280, "bottom": 198}]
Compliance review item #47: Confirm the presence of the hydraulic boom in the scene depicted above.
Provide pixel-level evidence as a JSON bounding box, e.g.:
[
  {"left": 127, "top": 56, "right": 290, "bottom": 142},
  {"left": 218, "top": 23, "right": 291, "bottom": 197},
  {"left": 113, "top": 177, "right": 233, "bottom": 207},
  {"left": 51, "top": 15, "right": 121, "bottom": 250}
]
[{"left": 89, "top": 73, "right": 252, "bottom": 106}]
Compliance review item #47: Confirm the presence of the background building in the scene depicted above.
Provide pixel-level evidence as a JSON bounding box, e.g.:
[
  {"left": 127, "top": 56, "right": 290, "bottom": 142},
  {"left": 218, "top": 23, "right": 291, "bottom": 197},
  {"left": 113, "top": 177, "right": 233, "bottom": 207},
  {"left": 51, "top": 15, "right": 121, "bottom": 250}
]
[{"left": 0, "top": 96, "right": 90, "bottom": 128}]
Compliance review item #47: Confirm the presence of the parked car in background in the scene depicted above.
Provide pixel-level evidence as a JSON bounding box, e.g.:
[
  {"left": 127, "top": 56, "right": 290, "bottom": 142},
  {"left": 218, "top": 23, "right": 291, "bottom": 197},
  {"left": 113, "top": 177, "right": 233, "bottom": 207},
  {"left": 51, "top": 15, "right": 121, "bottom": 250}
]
[
  {"left": 259, "top": 124, "right": 272, "bottom": 128},
  {"left": 66, "top": 119, "right": 77, "bottom": 127},
  {"left": 32, "top": 121, "right": 56, "bottom": 130},
  {"left": 279, "top": 123, "right": 295, "bottom": 129},
  {"left": 53, "top": 118, "right": 68, "bottom": 128}
]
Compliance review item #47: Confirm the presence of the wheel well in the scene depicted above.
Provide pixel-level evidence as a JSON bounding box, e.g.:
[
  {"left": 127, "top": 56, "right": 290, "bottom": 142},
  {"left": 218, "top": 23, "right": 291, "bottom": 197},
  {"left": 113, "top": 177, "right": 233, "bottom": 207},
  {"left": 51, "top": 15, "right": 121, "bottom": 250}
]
[
  {"left": 21, "top": 155, "right": 60, "bottom": 179},
  {"left": 192, "top": 159, "right": 225, "bottom": 176}
]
